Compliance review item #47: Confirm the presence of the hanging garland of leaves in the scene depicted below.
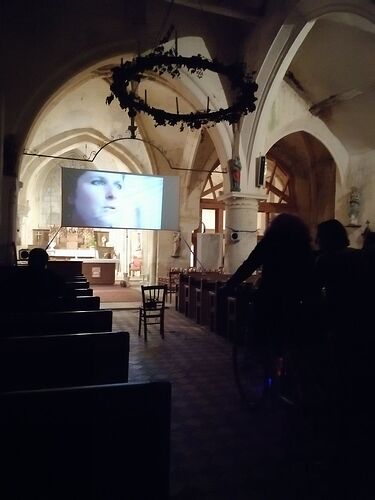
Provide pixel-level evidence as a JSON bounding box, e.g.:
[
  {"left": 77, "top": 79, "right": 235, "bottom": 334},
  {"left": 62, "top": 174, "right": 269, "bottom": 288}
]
[{"left": 106, "top": 44, "right": 258, "bottom": 131}]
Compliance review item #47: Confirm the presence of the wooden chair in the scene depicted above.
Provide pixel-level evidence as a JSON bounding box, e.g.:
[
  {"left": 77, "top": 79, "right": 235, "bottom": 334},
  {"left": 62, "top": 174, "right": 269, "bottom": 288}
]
[
  {"left": 129, "top": 256, "right": 142, "bottom": 277},
  {"left": 138, "top": 285, "right": 167, "bottom": 342}
]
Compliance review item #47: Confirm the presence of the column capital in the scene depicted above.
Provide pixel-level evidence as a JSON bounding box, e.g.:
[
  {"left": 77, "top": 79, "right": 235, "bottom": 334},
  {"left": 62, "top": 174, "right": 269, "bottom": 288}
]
[{"left": 220, "top": 192, "right": 265, "bottom": 210}]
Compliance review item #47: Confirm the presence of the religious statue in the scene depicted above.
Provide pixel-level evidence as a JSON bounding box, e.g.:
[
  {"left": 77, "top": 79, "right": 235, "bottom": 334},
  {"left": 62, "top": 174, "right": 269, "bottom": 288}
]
[
  {"left": 348, "top": 186, "right": 361, "bottom": 225},
  {"left": 171, "top": 231, "right": 181, "bottom": 258},
  {"left": 228, "top": 157, "right": 241, "bottom": 192}
]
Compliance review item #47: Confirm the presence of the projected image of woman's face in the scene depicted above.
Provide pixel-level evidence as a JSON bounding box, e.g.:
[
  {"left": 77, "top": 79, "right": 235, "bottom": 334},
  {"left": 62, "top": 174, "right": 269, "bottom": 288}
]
[
  {"left": 62, "top": 167, "right": 179, "bottom": 230},
  {"left": 71, "top": 171, "right": 125, "bottom": 227}
]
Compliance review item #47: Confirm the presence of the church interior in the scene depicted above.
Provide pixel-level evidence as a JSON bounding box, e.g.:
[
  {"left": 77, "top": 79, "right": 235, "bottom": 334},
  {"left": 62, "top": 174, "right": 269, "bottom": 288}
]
[{"left": 1, "top": 0, "right": 375, "bottom": 498}]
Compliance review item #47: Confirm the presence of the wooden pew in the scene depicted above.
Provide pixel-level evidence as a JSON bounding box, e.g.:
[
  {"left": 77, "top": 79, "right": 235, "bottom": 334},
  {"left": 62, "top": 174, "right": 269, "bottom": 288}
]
[
  {"left": 47, "top": 259, "right": 83, "bottom": 280},
  {"left": 178, "top": 272, "right": 189, "bottom": 314},
  {"left": 0, "top": 309, "right": 113, "bottom": 337},
  {"left": 66, "top": 274, "right": 86, "bottom": 280},
  {"left": 208, "top": 281, "right": 225, "bottom": 335},
  {"left": 0, "top": 293, "right": 99, "bottom": 312},
  {"left": 196, "top": 278, "right": 213, "bottom": 326},
  {"left": 65, "top": 280, "right": 90, "bottom": 289},
  {"left": 226, "top": 283, "right": 255, "bottom": 342},
  {"left": 186, "top": 274, "right": 201, "bottom": 320},
  {"left": 0, "top": 381, "right": 171, "bottom": 500},
  {"left": 0, "top": 331, "right": 129, "bottom": 392},
  {"left": 196, "top": 273, "right": 231, "bottom": 326},
  {"left": 72, "top": 287, "right": 94, "bottom": 296},
  {"left": 178, "top": 271, "right": 219, "bottom": 318},
  {"left": 49, "top": 295, "right": 100, "bottom": 311}
]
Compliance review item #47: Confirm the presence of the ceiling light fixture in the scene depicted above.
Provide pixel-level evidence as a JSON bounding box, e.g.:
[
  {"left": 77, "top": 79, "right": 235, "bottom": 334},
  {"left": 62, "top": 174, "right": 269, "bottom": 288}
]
[{"left": 106, "top": 29, "right": 258, "bottom": 134}]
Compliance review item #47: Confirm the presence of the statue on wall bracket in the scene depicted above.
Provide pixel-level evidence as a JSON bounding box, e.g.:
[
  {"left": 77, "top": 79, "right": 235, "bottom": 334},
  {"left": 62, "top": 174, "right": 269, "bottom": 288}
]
[
  {"left": 171, "top": 231, "right": 181, "bottom": 258},
  {"left": 348, "top": 186, "right": 361, "bottom": 226},
  {"left": 228, "top": 157, "right": 242, "bottom": 192}
]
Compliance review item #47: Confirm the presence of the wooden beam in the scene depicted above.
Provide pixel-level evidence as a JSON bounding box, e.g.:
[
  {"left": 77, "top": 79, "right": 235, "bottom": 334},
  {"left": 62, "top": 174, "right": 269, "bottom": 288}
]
[
  {"left": 201, "top": 200, "right": 224, "bottom": 210},
  {"left": 258, "top": 202, "right": 296, "bottom": 213},
  {"left": 266, "top": 160, "right": 277, "bottom": 194},
  {"left": 201, "top": 181, "right": 223, "bottom": 199},
  {"left": 265, "top": 181, "right": 290, "bottom": 203}
]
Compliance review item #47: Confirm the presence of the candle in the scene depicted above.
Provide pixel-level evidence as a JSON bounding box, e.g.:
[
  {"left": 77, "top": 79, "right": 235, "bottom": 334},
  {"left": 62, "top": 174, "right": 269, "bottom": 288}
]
[
  {"left": 206, "top": 96, "right": 210, "bottom": 112},
  {"left": 144, "top": 89, "right": 147, "bottom": 106},
  {"left": 176, "top": 97, "right": 179, "bottom": 114}
]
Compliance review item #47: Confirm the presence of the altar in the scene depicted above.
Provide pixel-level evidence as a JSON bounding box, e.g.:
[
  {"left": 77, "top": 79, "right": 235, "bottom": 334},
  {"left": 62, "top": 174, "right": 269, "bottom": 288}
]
[
  {"left": 82, "top": 259, "right": 118, "bottom": 285},
  {"left": 32, "top": 227, "right": 121, "bottom": 284},
  {"left": 47, "top": 248, "right": 97, "bottom": 259}
]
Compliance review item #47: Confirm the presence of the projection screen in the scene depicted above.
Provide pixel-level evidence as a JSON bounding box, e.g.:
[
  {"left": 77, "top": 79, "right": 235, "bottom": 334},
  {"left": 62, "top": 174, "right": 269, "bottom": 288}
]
[{"left": 61, "top": 167, "right": 180, "bottom": 231}]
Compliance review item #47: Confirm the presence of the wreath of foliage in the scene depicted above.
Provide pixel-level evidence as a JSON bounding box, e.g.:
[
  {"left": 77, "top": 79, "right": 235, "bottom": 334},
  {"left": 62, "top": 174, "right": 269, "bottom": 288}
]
[{"left": 106, "top": 44, "right": 258, "bottom": 131}]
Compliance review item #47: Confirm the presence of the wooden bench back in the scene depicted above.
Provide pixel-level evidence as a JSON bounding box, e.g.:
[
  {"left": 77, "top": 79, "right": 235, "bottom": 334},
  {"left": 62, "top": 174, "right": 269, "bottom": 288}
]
[
  {"left": 0, "top": 309, "right": 112, "bottom": 337},
  {"left": 0, "top": 330, "right": 129, "bottom": 392},
  {"left": 0, "top": 381, "right": 171, "bottom": 500},
  {"left": 49, "top": 295, "right": 100, "bottom": 311},
  {"left": 72, "top": 287, "right": 94, "bottom": 296}
]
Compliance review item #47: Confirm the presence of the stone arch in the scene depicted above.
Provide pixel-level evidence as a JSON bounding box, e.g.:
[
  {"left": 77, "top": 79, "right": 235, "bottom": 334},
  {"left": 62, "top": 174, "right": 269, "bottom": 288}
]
[
  {"left": 18, "top": 35, "right": 234, "bottom": 238},
  {"left": 266, "top": 131, "right": 336, "bottom": 233},
  {"left": 15, "top": 32, "right": 236, "bottom": 277},
  {"left": 241, "top": 0, "right": 375, "bottom": 192}
]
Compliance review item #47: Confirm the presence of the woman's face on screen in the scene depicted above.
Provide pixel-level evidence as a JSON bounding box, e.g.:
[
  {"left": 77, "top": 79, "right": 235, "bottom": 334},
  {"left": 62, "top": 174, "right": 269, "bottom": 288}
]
[{"left": 72, "top": 171, "right": 125, "bottom": 227}]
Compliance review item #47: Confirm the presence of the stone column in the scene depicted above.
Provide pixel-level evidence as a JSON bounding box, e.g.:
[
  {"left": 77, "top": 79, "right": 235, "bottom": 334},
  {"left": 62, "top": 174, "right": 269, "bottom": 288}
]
[
  {"left": 0, "top": 92, "right": 3, "bottom": 216},
  {"left": 223, "top": 195, "right": 259, "bottom": 274},
  {"left": 0, "top": 175, "right": 19, "bottom": 263}
]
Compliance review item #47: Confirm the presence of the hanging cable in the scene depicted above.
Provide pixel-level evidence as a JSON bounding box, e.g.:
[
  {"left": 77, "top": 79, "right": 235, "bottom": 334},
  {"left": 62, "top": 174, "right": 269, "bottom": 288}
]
[{"left": 23, "top": 136, "right": 227, "bottom": 173}]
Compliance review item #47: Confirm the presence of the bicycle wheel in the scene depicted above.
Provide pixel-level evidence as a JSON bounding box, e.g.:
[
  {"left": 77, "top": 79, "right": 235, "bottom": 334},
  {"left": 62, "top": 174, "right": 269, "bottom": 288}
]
[{"left": 232, "top": 321, "right": 266, "bottom": 407}]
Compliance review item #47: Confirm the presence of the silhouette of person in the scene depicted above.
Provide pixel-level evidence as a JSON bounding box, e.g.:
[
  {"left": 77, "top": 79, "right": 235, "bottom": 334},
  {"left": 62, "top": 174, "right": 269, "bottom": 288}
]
[
  {"left": 314, "top": 219, "right": 365, "bottom": 411},
  {"left": 314, "top": 226, "right": 374, "bottom": 477},
  {"left": 222, "top": 213, "right": 317, "bottom": 399},
  {"left": 17, "top": 248, "right": 71, "bottom": 310},
  {"left": 362, "top": 229, "right": 375, "bottom": 252},
  {"left": 360, "top": 230, "right": 375, "bottom": 312},
  {"left": 314, "top": 219, "right": 362, "bottom": 327}
]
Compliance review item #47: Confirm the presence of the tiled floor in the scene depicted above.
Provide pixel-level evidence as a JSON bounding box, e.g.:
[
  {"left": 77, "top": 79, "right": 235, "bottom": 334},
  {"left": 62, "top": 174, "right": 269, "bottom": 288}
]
[{"left": 112, "top": 308, "right": 372, "bottom": 500}]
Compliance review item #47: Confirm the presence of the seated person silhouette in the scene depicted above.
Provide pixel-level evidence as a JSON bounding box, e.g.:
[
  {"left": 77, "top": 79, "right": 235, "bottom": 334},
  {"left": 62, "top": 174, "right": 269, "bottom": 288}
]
[
  {"left": 361, "top": 230, "right": 375, "bottom": 310},
  {"left": 315, "top": 219, "right": 362, "bottom": 338},
  {"left": 17, "top": 248, "right": 72, "bottom": 311},
  {"left": 315, "top": 219, "right": 361, "bottom": 299}
]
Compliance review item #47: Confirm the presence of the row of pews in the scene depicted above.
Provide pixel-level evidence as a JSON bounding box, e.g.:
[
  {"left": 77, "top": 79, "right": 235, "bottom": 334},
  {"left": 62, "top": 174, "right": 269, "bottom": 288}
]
[
  {"left": 0, "top": 265, "right": 171, "bottom": 500},
  {"left": 176, "top": 271, "right": 258, "bottom": 340}
]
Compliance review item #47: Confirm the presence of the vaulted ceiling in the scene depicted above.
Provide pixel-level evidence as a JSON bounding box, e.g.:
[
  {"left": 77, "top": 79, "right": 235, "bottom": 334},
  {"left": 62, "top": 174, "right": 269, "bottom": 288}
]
[
  {"left": 287, "top": 13, "right": 375, "bottom": 155},
  {"left": 21, "top": 3, "right": 375, "bottom": 181}
]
